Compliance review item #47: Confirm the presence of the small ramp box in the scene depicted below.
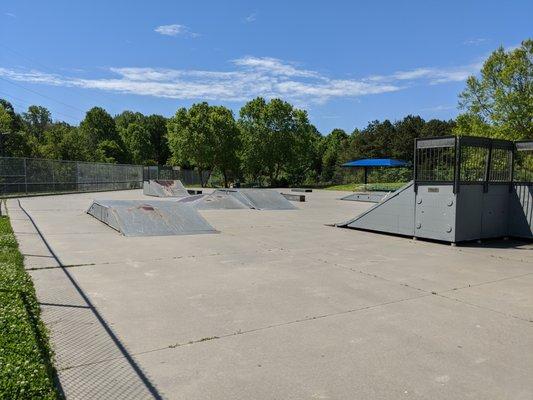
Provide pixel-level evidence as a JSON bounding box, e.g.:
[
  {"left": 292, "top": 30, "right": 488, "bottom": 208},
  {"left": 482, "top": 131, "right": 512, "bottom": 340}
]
[
  {"left": 87, "top": 200, "right": 217, "bottom": 236},
  {"left": 178, "top": 189, "right": 297, "bottom": 210},
  {"left": 212, "top": 189, "right": 297, "bottom": 210},
  {"left": 143, "top": 180, "right": 189, "bottom": 197},
  {"left": 177, "top": 193, "right": 249, "bottom": 210}
]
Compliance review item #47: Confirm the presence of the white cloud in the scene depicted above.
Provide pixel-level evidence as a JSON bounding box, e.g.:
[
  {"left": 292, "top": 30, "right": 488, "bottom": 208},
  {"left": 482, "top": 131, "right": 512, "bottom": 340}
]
[
  {"left": 368, "top": 62, "right": 481, "bottom": 85},
  {"left": 463, "top": 38, "right": 487, "bottom": 46},
  {"left": 0, "top": 56, "right": 482, "bottom": 104},
  {"left": 233, "top": 56, "right": 320, "bottom": 78},
  {"left": 420, "top": 105, "right": 456, "bottom": 112},
  {"left": 244, "top": 12, "right": 257, "bottom": 23},
  {"left": 154, "top": 24, "right": 199, "bottom": 38}
]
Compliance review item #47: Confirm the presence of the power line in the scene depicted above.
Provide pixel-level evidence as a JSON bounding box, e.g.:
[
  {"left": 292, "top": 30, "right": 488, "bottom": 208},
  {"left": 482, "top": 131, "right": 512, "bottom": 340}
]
[
  {"left": 0, "top": 76, "right": 86, "bottom": 114},
  {"left": 0, "top": 90, "right": 80, "bottom": 122},
  {"left": 0, "top": 42, "right": 121, "bottom": 108}
]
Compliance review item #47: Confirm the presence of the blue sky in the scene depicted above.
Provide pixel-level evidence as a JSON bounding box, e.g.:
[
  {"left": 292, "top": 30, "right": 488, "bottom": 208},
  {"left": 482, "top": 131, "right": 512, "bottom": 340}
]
[{"left": 1, "top": 0, "right": 531, "bottom": 134}]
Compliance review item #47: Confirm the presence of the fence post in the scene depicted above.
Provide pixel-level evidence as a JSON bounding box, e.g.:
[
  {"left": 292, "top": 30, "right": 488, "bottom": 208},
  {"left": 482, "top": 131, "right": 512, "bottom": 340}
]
[{"left": 23, "top": 158, "right": 28, "bottom": 194}]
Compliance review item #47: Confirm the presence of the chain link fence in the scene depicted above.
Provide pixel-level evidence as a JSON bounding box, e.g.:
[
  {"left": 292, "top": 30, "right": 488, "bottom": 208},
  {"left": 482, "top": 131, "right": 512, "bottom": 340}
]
[
  {"left": 143, "top": 165, "right": 210, "bottom": 187},
  {"left": 0, "top": 157, "right": 143, "bottom": 196}
]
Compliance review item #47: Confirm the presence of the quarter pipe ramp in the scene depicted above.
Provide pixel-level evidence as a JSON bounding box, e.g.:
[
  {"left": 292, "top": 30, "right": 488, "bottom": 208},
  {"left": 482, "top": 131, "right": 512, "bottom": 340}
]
[{"left": 143, "top": 180, "right": 189, "bottom": 197}]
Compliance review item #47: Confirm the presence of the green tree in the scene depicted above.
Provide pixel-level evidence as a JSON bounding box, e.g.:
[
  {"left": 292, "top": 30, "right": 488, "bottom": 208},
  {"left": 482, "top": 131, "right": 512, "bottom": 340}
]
[
  {"left": 239, "top": 97, "right": 315, "bottom": 185},
  {"left": 95, "top": 140, "right": 124, "bottom": 163},
  {"left": 456, "top": 39, "right": 533, "bottom": 140},
  {"left": 144, "top": 114, "right": 169, "bottom": 165},
  {"left": 114, "top": 110, "right": 144, "bottom": 133},
  {"left": 22, "top": 105, "right": 52, "bottom": 139},
  {"left": 209, "top": 106, "right": 240, "bottom": 187},
  {"left": 392, "top": 115, "right": 425, "bottom": 161},
  {"left": 167, "top": 102, "right": 240, "bottom": 187},
  {"left": 79, "top": 107, "right": 125, "bottom": 162},
  {"left": 122, "top": 122, "right": 154, "bottom": 165},
  {"left": 39, "top": 123, "right": 89, "bottom": 161},
  {"left": 0, "top": 104, "right": 13, "bottom": 133},
  {"left": 0, "top": 99, "right": 24, "bottom": 132},
  {"left": 321, "top": 128, "right": 349, "bottom": 182}
]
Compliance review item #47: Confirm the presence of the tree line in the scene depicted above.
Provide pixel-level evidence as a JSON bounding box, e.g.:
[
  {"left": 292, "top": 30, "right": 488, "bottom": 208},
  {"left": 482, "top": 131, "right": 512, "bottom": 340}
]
[{"left": 0, "top": 39, "right": 531, "bottom": 187}]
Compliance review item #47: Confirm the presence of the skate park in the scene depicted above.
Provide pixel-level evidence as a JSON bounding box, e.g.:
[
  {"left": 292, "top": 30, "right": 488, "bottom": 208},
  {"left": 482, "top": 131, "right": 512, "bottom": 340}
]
[{"left": 6, "top": 154, "right": 533, "bottom": 399}]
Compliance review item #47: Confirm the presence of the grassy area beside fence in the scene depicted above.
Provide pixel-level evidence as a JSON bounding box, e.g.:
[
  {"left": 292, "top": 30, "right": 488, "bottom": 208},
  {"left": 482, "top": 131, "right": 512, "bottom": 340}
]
[{"left": 0, "top": 214, "right": 60, "bottom": 399}]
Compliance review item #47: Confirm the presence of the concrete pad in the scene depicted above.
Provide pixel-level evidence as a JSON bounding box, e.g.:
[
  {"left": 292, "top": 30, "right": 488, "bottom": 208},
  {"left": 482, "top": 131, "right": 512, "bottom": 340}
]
[
  {"left": 67, "top": 255, "right": 424, "bottom": 353},
  {"left": 134, "top": 295, "right": 532, "bottom": 400},
  {"left": 7, "top": 189, "right": 533, "bottom": 400},
  {"left": 444, "top": 273, "right": 533, "bottom": 321},
  {"left": 59, "top": 357, "right": 155, "bottom": 400}
]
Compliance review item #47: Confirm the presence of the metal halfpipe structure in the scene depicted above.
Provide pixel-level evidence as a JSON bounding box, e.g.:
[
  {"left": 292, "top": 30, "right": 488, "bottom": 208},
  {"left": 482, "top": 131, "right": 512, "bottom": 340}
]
[
  {"left": 87, "top": 200, "right": 217, "bottom": 236},
  {"left": 143, "top": 179, "right": 189, "bottom": 197},
  {"left": 337, "top": 136, "right": 533, "bottom": 244},
  {"left": 178, "top": 189, "right": 297, "bottom": 210}
]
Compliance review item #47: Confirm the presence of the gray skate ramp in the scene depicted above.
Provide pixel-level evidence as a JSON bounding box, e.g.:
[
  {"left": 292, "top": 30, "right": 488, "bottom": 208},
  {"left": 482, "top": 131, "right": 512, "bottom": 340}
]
[
  {"left": 336, "top": 182, "right": 415, "bottom": 236},
  {"left": 177, "top": 192, "right": 249, "bottom": 210},
  {"left": 213, "top": 189, "right": 297, "bottom": 210},
  {"left": 143, "top": 179, "right": 189, "bottom": 197},
  {"left": 340, "top": 191, "right": 390, "bottom": 203},
  {"left": 87, "top": 200, "right": 217, "bottom": 236}
]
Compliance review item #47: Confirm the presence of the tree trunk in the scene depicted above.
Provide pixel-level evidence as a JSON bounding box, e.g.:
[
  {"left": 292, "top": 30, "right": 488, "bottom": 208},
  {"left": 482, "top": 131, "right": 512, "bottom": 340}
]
[
  {"left": 223, "top": 170, "right": 228, "bottom": 188},
  {"left": 198, "top": 168, "right": 205, "bottom": 188}
]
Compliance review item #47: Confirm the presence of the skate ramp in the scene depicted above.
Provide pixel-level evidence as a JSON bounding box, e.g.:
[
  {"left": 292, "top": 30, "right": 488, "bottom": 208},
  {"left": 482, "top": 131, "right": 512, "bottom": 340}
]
[
  {"left": 340, "top": 191, "right": 390, "bottom": 203},
  {"left": 336, "top": 181, "right": 415, "bottom": 236},
  {"left": 143, "top": 180, "right": 189, "bottom": 197},
  {"left": 87, "top": 200, "right": 217, "bottom": 236},
  {"left": 213, "top": 189, "right": 297, "bottom": 210},
  {"left": 177, "top": 192, "right": 249, "bottom": 210}
]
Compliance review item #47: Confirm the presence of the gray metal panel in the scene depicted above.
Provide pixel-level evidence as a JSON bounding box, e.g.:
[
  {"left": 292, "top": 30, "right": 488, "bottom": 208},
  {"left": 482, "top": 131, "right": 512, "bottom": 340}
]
[
  {"left": 340, "top": 191, "right": 390, "bottom": 203},
  {"left": 143, "top": 180, "right": 189, "bottom": 197},
  {"left": 281, "top": 193, "right": 306, "bottom": 202},
  {"left": 451, "top": 185, "right": 483, "bottom": 242},
  {"left": 415, "top": 185, "right": 457, "bottom": 242},
  {"left": 178, "top": 192, "right": 249, "bottom": 210},
  {"left": 515, "top": 141, "right": 533, "bottom": 151},
  {"left": 240, "top": 189, "right": 297, "bottom": 210},
  {"left": 213, "top": 189, "right": 297, "bottom": 210},
  {"left": 480, "top": 185, "right": 510, "bottom": 239},
  {"left": 416, "top": 137, "right": 455, "bottom": 149},
  {"left": 87, "top": 200, "right": 217, "bottom": 236},
  {"left": 509, "top": 183, "right": 533, "bottom": 239},
  {"left": 338, "top": 181, "right": 415, "bottom": 236}
]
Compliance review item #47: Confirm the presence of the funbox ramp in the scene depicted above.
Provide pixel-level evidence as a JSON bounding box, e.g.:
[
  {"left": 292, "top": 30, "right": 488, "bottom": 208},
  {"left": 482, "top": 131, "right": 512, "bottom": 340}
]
[
  {"left": 143, "top": 179, "right": 189, "bottom": 197},
  {"left": 336, "top": 181, "right": 415, "bottom": 236},
  {"left": 340, "top": 191, "right": 391, "bottom": 203},
  {"left": 177, "top": 192, "right": 250, "bottom": 210},
  {"left": 211, "top": 189, "right": 297, "bottom": 210},
  {"left": 87, "top": 200, "right": 217, "bottom": 236}
]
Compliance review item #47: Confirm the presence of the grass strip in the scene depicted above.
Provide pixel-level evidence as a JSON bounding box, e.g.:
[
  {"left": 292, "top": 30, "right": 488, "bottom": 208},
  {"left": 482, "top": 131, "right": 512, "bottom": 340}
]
[{"left": 0, "top": 214, "right": 61, "bottom": 399}]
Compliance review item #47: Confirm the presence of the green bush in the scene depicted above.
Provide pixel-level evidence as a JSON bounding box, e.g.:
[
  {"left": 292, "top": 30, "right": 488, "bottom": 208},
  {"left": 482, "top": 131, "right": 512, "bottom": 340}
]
[{"left": 0, "top": 216, "right": 60, "bottom": 399}]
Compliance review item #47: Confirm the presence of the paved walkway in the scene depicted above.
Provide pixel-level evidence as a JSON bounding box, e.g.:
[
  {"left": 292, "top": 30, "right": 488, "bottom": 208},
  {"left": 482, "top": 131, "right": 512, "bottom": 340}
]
[{"left": 8, "top": 189, "right": 533, "bottom": 399}]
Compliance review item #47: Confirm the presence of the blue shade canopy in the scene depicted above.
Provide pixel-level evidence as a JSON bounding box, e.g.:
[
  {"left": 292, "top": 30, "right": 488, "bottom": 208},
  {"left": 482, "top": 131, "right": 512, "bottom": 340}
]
[{"left": 342, "top": 158, "right": 409, "bottom": 168}]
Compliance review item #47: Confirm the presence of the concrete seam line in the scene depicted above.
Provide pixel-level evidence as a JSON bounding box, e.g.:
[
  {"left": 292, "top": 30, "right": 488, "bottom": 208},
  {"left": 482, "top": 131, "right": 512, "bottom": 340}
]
[
  {"left": 438, "top": 271, "right": 533, "bottom": 294},
  {"left": 435, "top": 292, "right": 532, "bottom": 323},
  {"left": 15, "top": 199, "right": 164, "bottom": 400},
  {"left": 134, "top": 292, "right": 432, "bottom": 358}
]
